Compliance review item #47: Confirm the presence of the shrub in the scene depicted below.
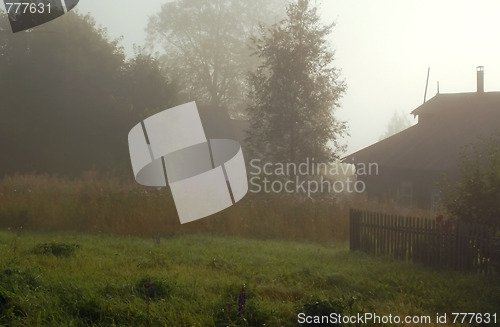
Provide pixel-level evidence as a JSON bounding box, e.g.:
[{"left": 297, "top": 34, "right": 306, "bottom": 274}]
[{"left": 441, "top": 132, "right": 500, "bottom": 229}]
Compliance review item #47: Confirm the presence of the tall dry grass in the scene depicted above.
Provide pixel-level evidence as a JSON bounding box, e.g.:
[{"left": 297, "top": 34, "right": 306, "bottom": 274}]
[{"left": 0, "top": 173, "right": 434, "bottom": 242}]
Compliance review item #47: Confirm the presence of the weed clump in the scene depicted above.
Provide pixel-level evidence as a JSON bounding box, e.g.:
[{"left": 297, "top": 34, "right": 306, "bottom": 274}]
[
  {"left": 0, "top": 286, "right": 24, "bottom": 324},
  {"left": 54, "top": 284, "right": 105, "bottom": 325},
  {"left": 0, "top": 267, "right": 39, "bottom": 324},
  {"left": 33, "top": 242, "right": 80, "bottom": 257},
  {"left": 214, "top": 285, "right": 270, "bottom": 327},
  {"left": 135, "top": 276, "right": 172, "bottom": 300},
  {"left": 0, "top": 267, "right": 39, "bottom": 291}
]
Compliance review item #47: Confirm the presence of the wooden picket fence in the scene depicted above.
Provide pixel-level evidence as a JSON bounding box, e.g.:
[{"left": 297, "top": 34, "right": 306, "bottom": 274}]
[{"left": 349, "top": 209, "right": 499, "bottom": 274}]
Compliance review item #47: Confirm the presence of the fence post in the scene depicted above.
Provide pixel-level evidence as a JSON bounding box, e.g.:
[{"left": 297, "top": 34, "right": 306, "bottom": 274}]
[{"left": 349, "top": 208, "right": 360, "bottom": 251}]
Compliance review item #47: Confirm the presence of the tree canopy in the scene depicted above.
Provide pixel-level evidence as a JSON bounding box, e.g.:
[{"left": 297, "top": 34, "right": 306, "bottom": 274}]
[
  {"left": 0, "top": 12, "right": 176, "bottom": 177},
  {"left": 245, "top": 0, "right": 347, "bottom": 164},
  {"left": 146, "top": 0, "right": 285, "bottom": 116}
]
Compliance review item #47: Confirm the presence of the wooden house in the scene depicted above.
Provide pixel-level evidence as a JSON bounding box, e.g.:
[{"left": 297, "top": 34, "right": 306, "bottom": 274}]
[{"left": 343, "top": 67, "right": 500, "bottom": 209}]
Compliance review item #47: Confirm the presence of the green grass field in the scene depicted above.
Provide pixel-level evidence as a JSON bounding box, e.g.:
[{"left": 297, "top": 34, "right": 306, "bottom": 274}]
[
  {"left": 1, "top": 231, "right": 498, "bottom": 326},
  {"left": 0, "top": 175, "right": 498, "bottom": 326}
]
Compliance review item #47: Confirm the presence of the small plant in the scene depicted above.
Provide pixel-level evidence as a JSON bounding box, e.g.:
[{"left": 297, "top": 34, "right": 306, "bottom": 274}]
[
  {"left": 238, "top": 285, "right": 246, "bottom": 317},
  {"left": 33, "top": 242, "right": 80, "bottom": 257},
  {"left": 135, "top": 276, "right": 172, "bottom": 301},
  {"left": 214, "top": 285, "right": 270, "bottom": 327}
]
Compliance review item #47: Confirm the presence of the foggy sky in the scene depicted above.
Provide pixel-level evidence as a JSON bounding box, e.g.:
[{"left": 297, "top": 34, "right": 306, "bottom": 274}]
[{"left": 2, "top": 0, "right": 499, "bottom": 155}]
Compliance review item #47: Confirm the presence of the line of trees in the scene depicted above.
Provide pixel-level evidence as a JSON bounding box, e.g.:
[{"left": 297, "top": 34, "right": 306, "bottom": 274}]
[
  {"left": 0, "top": 0, "right": 348, "bottom": 178},
  {"left": 0, "top": 12, "right": 177, "bottom": 176}
]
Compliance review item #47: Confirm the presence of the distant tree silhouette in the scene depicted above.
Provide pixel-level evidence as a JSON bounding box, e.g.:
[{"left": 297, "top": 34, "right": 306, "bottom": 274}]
[
  {"left": 146, "top": 0, "right": 285, "bottom": 117},
  {"left": 379, "top": 110, "right": 413, "bottom": 140},
  {"left": 0, "top": 12, "right": 177, "bottom": 177}
]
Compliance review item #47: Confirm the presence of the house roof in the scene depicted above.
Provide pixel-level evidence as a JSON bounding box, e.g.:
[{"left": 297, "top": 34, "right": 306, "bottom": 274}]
[
  {"left": 411, "top": 91, "right": 500, "bottom": 116},
  {"left": 343, "top": 92, "right": 500, "bottom": 174}
]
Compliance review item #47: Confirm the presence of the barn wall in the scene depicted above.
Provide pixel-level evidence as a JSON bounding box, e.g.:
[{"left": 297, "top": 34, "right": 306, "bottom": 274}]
[{"left": 357, "top": 165, "right": 445, "bottom": 210}]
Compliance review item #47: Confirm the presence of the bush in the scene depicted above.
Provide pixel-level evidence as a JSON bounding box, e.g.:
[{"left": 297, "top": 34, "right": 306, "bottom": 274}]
[{"left": 441, "top": 132, "right": 500, "bottom": 229}]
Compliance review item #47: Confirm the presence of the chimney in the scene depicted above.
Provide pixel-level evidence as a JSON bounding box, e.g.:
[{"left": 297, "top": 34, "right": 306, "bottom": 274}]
[{"left": 476, "top": 66, "right": 484, "bottom": 93}]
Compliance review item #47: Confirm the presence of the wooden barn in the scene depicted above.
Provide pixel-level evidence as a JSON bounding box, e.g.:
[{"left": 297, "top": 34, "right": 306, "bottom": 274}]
[{"left": 343, "top": 66, "right": 500, "bottom": 209}]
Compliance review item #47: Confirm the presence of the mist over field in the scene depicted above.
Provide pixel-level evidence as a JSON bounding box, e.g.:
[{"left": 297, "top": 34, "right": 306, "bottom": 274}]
[{"left": 0, "top": 1, "right": 499, "bottom": 325}]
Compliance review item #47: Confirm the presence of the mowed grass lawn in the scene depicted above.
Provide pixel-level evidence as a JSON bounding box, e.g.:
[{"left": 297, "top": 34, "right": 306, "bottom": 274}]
[{"left": 0, "top": 231, "right": 498, "bottom": 326}]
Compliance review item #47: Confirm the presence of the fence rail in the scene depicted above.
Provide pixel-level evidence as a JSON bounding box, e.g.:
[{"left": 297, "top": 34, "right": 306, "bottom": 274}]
[{"left": 349, "top": 209, "right": 499, "bottom": 274}]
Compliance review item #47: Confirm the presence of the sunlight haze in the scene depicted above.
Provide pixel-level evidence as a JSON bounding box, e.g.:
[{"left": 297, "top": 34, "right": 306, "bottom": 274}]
[{"left": 3, "top": 0, "right": 499, "bottom": 154}]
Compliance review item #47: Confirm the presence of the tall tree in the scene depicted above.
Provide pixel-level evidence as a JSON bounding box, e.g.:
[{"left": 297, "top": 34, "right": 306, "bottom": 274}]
[
  {"left": 246, "top": 0, "right": 347, "bottom": 164},
  {"left": 146, "top": 0, "right": 285, "bottom": 116}
]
